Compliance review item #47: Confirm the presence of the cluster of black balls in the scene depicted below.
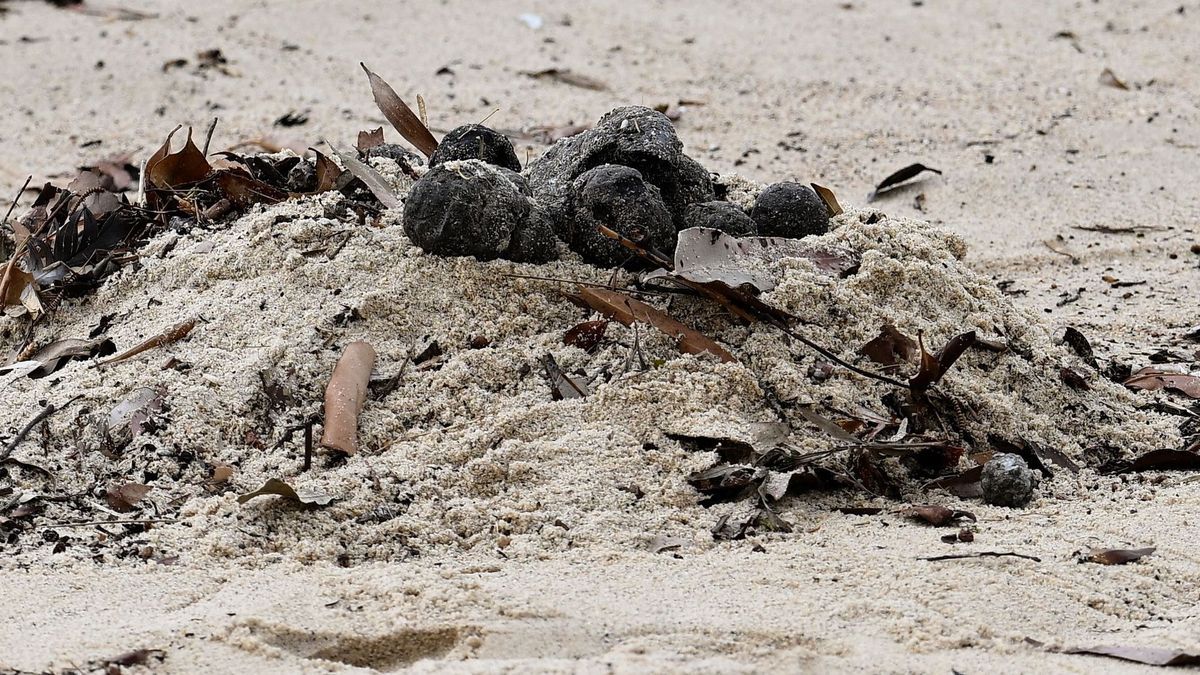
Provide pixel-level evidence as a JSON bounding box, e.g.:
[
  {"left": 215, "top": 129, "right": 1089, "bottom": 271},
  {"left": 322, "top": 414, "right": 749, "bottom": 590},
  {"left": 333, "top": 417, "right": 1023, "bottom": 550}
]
[{"left": 400, "top": 106, "right": 832, "bottom": 266}]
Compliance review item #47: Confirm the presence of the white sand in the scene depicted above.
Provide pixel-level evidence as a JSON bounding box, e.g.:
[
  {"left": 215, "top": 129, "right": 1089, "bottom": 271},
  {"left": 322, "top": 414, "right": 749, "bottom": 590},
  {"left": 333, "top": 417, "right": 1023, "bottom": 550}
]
[{"left": 1, "top": 1, "right": 1199, "bottom": 673}]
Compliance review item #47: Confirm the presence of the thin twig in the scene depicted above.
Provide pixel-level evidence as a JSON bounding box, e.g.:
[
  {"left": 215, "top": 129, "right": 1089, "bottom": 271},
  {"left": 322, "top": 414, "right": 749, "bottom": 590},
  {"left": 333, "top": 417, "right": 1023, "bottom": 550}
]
[
  {"left": 920, "top": 551, "right": 1041, "bottom": 562},
  {"left": 1, "top": 395, "right": 81, "bottom": 461},
  {"left": 303, "top": 420, "right": 314, "bottom": 472},
  {"left": 202, "top": 117, "right": 219, "bottom": 156},
  {"left": 1, "top": 175, "right": 32, "bottom": 229},
  {"left": 53, "top": 518, "right": 179, "bottom": 527}
]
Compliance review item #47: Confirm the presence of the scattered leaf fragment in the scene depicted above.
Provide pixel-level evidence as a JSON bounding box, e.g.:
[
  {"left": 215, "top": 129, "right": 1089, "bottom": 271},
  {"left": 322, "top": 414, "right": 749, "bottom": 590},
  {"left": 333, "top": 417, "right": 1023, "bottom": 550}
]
[
  {"left": 542, "top": 353, "right": 591, "bottom": 400},
  {"left": 523, "top": 68, "right": 609, "bottom": 91},
  {"left": 900, "top": 504, "right": 976, "bottom": 527},
  {"left": 563, "top": 319, "right": 608, "bottom": 352},
  {"left": 1080, "top": 547, "right": 1155, "bottom": 565},
  {"left": 570, "top": 286, "right": 735, "bottom": 363},
  {"left": 909, "top": 331, "right": 977, "bottom": 390},
  {"left": 860, "top": 324, "right": 918, "bottom": 371},
  {"left": 237, "top": 478, "right": 335, "bottom": 507},
  {"left": 1060, "top": 366, "right": 1090, "bottom": 390},
  {"left": 648, "top": 534, "right": 687, "bottom": 554},
  {"left": 105, "top": 482, "right": 151, "bottom": 512},
  {"left": 810, "top": 183, "right": 843, "bottom": 216},
  {"left": 1099, "top": 67, "right": 1129, "bottom": 91}
]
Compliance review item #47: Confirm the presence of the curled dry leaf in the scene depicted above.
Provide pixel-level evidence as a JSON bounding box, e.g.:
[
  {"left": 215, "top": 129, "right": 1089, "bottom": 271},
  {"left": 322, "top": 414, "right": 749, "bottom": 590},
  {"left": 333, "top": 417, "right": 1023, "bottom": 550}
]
[
  {"left": 214, "top": 171, "right": 288, "bottom": 208},
  {"left": 1108, "top": 448, "right": 1200, "bottom": 473},
  {"left": 360, "top": 63, "right": 439, "bottom": 158},
  {"left": 1098, "top": 67, "right": 1129, "bottom": 91},
  {"left": 1080, "top": 547, "right": 1155, "bottom": 565},
  {"left": 356, "top": 127, "right": 386, "bottom": 153},
  {"left": 237, "top": 478, "right": 335, "bottom": 507},
  {"left": 320, "top": 341, "right": 376, "bottom": 456},
  {"left": 105, "top": 482, "right": 151, "bottom": 512},
  {"left": 870, "top": 163, "right": 942, "bottom": 199},
  {"left": 1124, "top": 367, "right": 1200, "bottom": 398},
  {"left": 810, "top": 183, "right": 843, "bottom": 216},
  {"left": 146, "top": 127, "right": 212, "bottom": 190},
  {"left": 900, "top": 504, "right": 977, "bottom": 527},
  {"left": 570, "top": 286, "right": 735, "bottom": 363},
  {"left": 909, "top": 331, "right": 977, "bottom": 390}
]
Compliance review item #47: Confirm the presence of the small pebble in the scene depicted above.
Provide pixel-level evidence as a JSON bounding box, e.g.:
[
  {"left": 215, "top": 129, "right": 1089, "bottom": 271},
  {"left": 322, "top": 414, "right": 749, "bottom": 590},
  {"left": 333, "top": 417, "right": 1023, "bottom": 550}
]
[
  {"left": 750, "top": 182, "right": 830, "bottom": 238},
  {"left": 429, "top": 124, "right": 521, "bottom": 172},
  {"left": 981, "top": 453, "right": 1037, "bottom": 507}
]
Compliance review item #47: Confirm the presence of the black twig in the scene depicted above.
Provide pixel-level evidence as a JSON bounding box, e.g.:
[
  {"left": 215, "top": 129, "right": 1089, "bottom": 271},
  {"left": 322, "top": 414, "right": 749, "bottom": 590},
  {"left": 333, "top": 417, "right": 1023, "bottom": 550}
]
[{"left": 1, "top": 395, "right": 80, "bottom": 462}]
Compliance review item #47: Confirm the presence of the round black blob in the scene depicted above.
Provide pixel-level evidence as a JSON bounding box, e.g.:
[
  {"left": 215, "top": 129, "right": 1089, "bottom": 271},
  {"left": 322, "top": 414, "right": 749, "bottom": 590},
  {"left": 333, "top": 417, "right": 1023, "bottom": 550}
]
[
  {"left": 569, "top": 164, "right": 673, "bottom": 267},
  {"left": 402, "top": 160, "right": 529, "bottom": 261},
  {"left": 429, "top": 124, "right": 522, "bottom": 172},
  {"left": 749, "top": 182, "right": 830, "bottom": 238},
  {"left": 506, "top": 205, "right": 561, "bottom": 263},
  {"left": 684, "top": 201, "right": 758, "bottom": 237}
]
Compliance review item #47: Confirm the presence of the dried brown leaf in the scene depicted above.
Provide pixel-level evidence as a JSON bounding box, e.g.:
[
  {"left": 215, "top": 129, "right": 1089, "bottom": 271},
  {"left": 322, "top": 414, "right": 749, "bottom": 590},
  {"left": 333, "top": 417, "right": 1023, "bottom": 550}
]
[
  {"left": 356, "top": 127, "right": 386, "bottom": 153},
  {"left": 871, "top": 163, "right": 942, "bottom": 198},
  {"left": 860, "top": 324, "right": 918, "bottom": 370},
  {"left": 237, "top": 478, "right": 335, "bottom": 507},
  {"left": 1124, "top": 367, "right": 1200, "bottom": 398},
  {"left": 563, "top": 319, "right": 608, "bottom": 352},
  {"left": 214, "top": 170, "right": 289, "bottom": 207},
  {"left": 810, "top": 183, "right": 843, "bottom": 216},
  {"left": 146, "top": 128, "right": 212, "bottom": 190},
  {"left": 327, "top": 143, "right": 400, "bottom": 209},
  {"left": 909, "top": 331, "right": 977, "bottom": 390},
  {"left": 1081, "top": 547, "right": 1155, "bottom": 565},
  {"left": 105, "top": 482, "right": 151, "bottom": 512},
  {"left": 571, "top": 286, "right": 735, "bottom": 363},
  {"left": 900, "top": 504, "right": 976, "bottom": 527},
  {"left": 360, "top": 63, "right": 439, "bottom": 158}
]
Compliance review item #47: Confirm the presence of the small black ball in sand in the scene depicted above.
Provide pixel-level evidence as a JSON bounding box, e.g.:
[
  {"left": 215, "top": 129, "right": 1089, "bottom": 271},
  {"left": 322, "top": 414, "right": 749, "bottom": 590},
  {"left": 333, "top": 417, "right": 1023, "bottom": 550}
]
[
  {"left": 402, "top": 160, "right": 529, "bottom": 261},
  {"left": 430, "top": 124, "right": 522, "bottom": 172},
  {"left": 685, "top": 201, "right": 758, "bottom": 237},
  {"left": 750, "top": 182, "right": 830, "bottom": 239},
  {"left": 981, "top": 453, "right": 1037, "bottom": 507},
  {"left": 569, "top": 164, "right": 674, "bottom": 267}
]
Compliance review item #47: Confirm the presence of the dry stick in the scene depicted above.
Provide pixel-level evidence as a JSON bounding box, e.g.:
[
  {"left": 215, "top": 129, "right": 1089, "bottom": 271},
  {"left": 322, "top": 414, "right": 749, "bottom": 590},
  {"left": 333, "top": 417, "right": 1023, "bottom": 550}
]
[
  {"left": 596, "top": 225, "right": 912, "bottom": 390},
  {"left": 1, "top": 395, "right": 81, "bottom": 462},
  {"left": 201, "top": 117, "right": 219, "bottom": 156},
  {"left": 321, "top": 341, "right": 376, "bottom": 456},
  {"left": 302, "top": 420, "right": 314, "bottom": 471},
  {"left": 54, "top": 518, "right": 179, "bottom": 528},
  {"left": 96, "top": 318, "right": 197, "bottom": 367},
  {"left": 920, "top": 551, "right": 1041, "bottom": 562}
]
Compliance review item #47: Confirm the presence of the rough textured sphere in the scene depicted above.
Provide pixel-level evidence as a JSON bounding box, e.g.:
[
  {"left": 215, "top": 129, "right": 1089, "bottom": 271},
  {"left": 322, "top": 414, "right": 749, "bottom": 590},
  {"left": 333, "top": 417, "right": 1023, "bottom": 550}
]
[
  {"left": 402, "top": 160, "right": 529, "bottom": 261},
  {"left": 429, "top": 124, "right": 522, "bottom": 172},
  {"left": 366, "top": 143, "right": 425, "bottom": 168},
  {"left": 749, "top": 182, "right": 830, "bottom": 238},
  {"left": 569, "top": 164, "right": 674, "bottom": 267},
  {"left": 685, "top": 201, "right": 758, "bottom": 237},
  {"left": 506, "top": 205, "right": 561, "bottom": 264},
  {"left": 981, "top": 453, "right": 1037, "bottom": 507}
]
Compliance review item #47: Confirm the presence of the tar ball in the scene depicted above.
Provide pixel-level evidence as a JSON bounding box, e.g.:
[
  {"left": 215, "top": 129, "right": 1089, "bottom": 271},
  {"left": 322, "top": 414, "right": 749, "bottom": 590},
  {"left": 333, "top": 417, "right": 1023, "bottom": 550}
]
[
  {"left": 402, "top": 160, "right": 530, "bottom": 261},
  {"left": 568, "top": 164, "right": 674, "bottom": 267},
  {"left": 506, "top": 205, "right": 561, "bottom": 264},
  {"left": 685, "top": 201, "right": 758, "bottom": 237},
  {"left": 365, "top": 143, "right": 426, "bottom": 169},
  {"left": 981, "top": 453, "right": 1038, "bottom": 507},
  {"left": 429, "top": 124, "right": 522, "bottom": 172},
  {"left": 749, "top": 182, "right": 830, "bottom": 239},
  {"left": 285, "top": 159, "right": 317, "bottom": 193}
]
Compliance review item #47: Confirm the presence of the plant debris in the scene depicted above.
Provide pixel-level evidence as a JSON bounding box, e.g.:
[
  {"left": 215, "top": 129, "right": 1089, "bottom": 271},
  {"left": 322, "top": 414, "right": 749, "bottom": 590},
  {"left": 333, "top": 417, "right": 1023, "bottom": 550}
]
[
  {"left": 1063, "top": 645, "right": 1200, "bottom": 666},
  {"left": 920, "top": 551, "right": 1041, "bottom": 562},
  {"left": 523, "top": 68, "right": 609, "bottom": 91},
  {"left": 542, "top": 352, "right": 591, "bottom": 399},
  {"left": 320, "top": 341, "right": 376, "bottom": 456},
  {"left": 1098, "top": 67, "right": 1130, "bottom": 91},
  {"left": 899, "top": 504, "right": 976, "bottom": 526},
  {"left": 237, "top": 478, "right": 335, "bottom": 507},
  {"left": 569, "top": 286, "right": 735, "bottom": 363},
  {"left": 869, "top": 163, "right": 942, "bottom": 200},
  {"left": 1079, "top": 547, "right": 1155, "bottom": 565},
  {"left": 360, "top": 63, "right": 439, "bottom": 158},
  {"left": 105, "top": 482, "right": 151, "bottom": 512},
  {"left": 1124, "top": 367, "right": 1200, "bottom": 398}
]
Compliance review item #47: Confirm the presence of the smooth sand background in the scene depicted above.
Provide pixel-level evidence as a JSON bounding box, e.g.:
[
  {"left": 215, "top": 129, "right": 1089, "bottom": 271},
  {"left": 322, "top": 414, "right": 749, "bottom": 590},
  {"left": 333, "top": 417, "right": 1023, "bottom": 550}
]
[{"left": 1, "top": 1, "right": 1198, "bottom": 672}]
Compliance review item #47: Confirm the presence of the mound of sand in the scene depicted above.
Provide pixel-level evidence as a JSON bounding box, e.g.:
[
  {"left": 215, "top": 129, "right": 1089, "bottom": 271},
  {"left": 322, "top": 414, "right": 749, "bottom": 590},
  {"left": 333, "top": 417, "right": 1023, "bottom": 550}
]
[{"left": 0, "top": 166, "right": 1177, "bottom": 569}]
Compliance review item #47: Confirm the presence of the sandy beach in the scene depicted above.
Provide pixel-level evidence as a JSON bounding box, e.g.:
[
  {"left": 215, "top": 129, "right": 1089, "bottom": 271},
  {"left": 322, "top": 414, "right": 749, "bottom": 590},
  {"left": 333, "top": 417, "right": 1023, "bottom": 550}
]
[{"left": 1, "top": 1, "right": 1198, "bottom": 673}]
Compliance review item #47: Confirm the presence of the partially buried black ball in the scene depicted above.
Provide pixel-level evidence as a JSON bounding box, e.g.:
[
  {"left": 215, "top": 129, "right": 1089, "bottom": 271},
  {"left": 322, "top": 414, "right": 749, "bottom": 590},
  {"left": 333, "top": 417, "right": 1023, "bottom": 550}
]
[
  {"left": 684, "top": 201, "right": 758, "bottom": 237},
  {"left": 402, "top": 160, "right": 529, "bottom": 261},
  {"left": 568, "top": 164, "right": 674, "bottom": 267},
  {"left": 749, "top": 182, "right": 830, "bottom": 238},
  {"left": 429, "top": 124, "right": 522, "bottom": 172}
]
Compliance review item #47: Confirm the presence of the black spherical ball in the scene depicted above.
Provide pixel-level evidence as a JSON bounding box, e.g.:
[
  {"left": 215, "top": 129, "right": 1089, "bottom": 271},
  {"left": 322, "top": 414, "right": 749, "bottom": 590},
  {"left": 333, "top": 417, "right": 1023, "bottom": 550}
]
[
  {"left": 749, "top": 182, "right": 830, "bottom": 238},
  {"left": 429, "top": 124, "right": 521, "bottom": 172},
  {"left": 684, "top": 201, "right": 758, "bottom": 237},
  {"left": 402, "top": 160, "right": 529, "bottom": 261},
  {"left": 569, "top": 164, "right": 674, "bottom": 267}
]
